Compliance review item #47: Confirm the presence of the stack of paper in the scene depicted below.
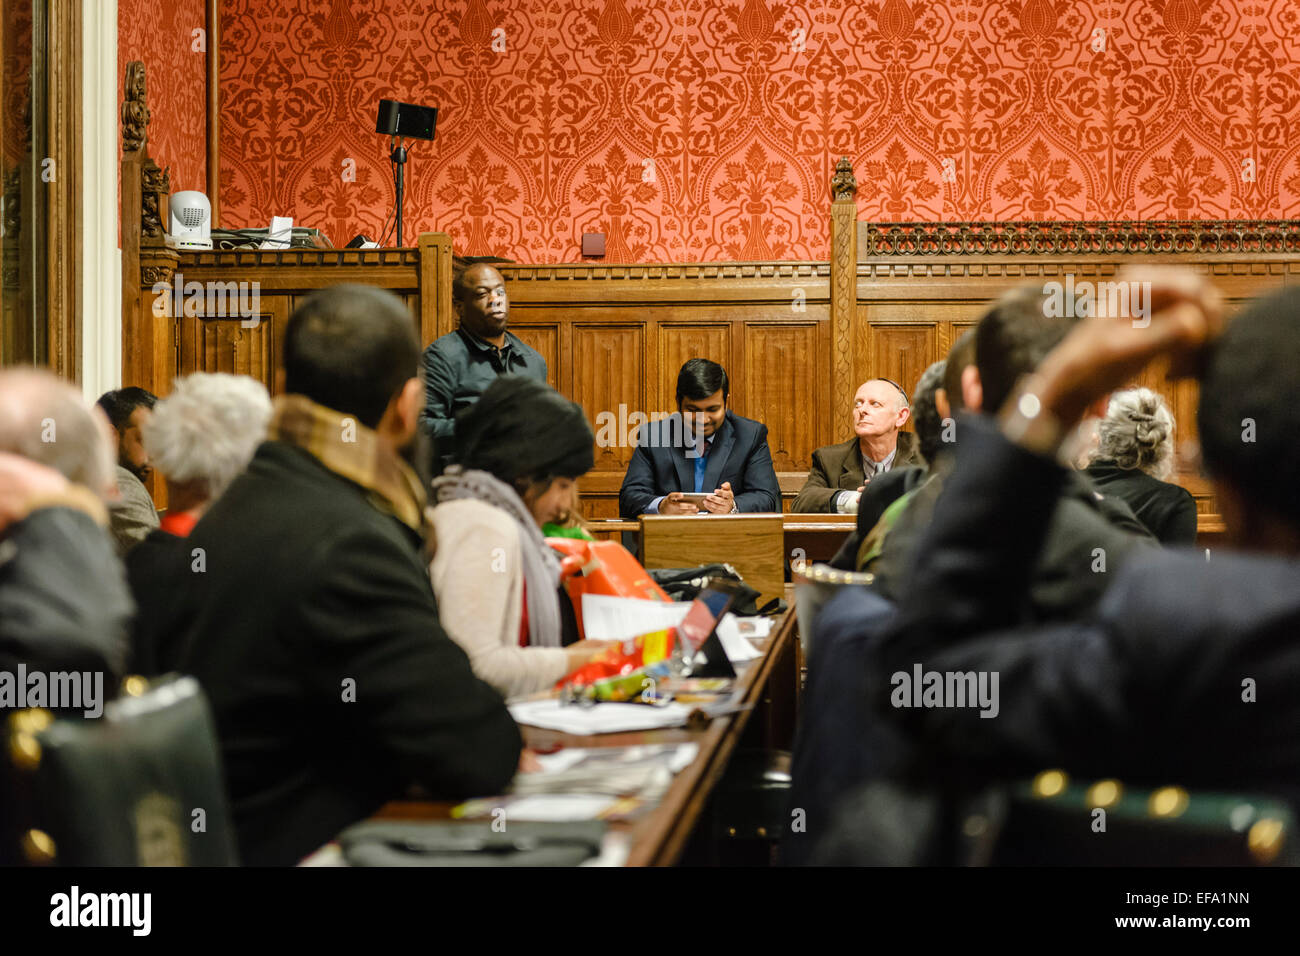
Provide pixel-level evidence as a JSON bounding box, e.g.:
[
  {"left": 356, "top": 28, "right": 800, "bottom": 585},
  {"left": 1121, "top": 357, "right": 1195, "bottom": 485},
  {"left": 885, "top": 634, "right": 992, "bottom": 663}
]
[{"left": 508, "top": 698, "right": 695, "bottom": 735}]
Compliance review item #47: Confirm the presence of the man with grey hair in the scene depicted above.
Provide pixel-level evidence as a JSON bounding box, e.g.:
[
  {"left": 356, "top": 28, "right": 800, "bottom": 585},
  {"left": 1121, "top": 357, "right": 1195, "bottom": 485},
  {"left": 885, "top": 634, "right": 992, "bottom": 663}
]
[
  {"left": 793, "top": 378, "right": 923, "bottom": 513},
  {"left": 126, "top": 373, "right": 273, "bottom": 672},
  {"left": 0, "top": 368, "right": 133, "bottom": 678}
]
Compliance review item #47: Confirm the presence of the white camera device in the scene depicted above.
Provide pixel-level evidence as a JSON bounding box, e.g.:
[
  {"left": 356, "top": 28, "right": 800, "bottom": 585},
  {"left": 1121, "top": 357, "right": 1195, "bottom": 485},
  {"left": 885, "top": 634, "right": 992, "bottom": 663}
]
[{"left": 167, "top": 191, "right": 213, "bottom": 250}]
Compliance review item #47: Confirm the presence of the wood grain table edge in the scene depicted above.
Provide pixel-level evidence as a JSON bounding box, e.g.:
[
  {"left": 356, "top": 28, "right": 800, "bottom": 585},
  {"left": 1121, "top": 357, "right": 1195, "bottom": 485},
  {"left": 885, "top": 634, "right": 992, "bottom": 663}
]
[{"left": 625, "top": 605, "right": 798, "bottom": 866}]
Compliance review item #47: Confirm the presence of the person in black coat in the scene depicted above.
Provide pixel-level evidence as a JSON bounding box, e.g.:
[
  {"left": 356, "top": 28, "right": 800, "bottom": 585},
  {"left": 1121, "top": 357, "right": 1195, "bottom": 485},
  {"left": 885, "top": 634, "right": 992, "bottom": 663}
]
[
  {"left": 1084, "top": 387, "right": 1198, "bottom": 544},
  {"left": 146, "top": 285, "right": 521, "bottom": 866},
  {"left": 867, "top": 271, "right": 1300, "bottom": 816},
  {"left": 618, "top": 358, "right": 780, "bottom": 518}
]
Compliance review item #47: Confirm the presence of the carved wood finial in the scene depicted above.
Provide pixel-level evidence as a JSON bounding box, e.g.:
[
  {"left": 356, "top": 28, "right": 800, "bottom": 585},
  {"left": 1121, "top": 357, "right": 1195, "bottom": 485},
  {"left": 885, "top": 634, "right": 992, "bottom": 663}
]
[
  {"left": 122, "top": 61, "right": 150, "bottom": 154},
  {"left": 831, "top": 156, "right": 857, "bottom": 202},
  {"left": 140, "top": 160, "right": 172, "bottom": 239}
]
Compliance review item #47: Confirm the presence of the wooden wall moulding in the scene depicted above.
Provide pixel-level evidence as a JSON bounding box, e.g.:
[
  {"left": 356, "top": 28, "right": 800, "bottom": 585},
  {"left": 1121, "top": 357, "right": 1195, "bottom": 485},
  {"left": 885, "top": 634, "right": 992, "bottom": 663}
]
[
  {"left": 501, "top": 262, "right": 828, "bottom": 283},
  {"left": 181, "top": 247, "right": 422, "bottom": 271},
  {"left": 859, "top": 220, "right": 1300, "bottom": 259}
]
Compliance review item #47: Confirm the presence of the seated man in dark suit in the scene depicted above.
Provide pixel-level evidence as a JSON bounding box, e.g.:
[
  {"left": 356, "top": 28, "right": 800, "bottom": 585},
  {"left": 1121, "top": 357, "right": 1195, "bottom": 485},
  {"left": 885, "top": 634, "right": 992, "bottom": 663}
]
[
  {"left": 865, "top": 270, "right": 1300, "bottom": 816},
  {"left": 152, "top": 284, "right": 521, "bottom": 865},
  {"left": 420, "top": 263, "right": 547, "bottom": 463},
  {"left": 792, "top": 378, "right": 923, "bottom": 513},
  {"left": 619, "top": 358, "right": 780, "bottom": 518}
]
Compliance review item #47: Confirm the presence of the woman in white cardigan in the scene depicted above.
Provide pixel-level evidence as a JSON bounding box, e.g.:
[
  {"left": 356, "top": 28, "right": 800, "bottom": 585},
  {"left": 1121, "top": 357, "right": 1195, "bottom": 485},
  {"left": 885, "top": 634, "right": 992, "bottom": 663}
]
[{"left": 428, "top": 376, "right": 612, "bottom": 698}]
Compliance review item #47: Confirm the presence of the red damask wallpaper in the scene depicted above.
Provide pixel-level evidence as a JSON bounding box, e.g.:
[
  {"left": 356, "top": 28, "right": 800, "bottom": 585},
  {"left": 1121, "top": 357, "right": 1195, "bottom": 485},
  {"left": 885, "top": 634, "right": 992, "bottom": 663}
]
[
  {"left": 218, "top": 0, "right": 1300, "bottom": 262},
  {"left": 118, "top": 0, "right": 208, "bottom": 194}
]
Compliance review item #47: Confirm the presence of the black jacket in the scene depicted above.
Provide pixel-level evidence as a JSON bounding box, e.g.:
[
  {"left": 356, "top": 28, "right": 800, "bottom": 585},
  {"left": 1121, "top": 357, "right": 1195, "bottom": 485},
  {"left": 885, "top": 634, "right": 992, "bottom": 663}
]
[
  {"left": 618, "top": 410, "right": 781, "bottom": 518},
  {"left": 871, "top": 415, "right": 1300, "bottom": 806},
  {"left": 146, "top": 441, "right": 522, "bottom": 865},
  {"left": 126, "top": 528, "right": 190, "bottom": 675},
  {"left": 866, "top": 445, "right": 1156, "bottom": 622},
  {"left": 0, "top": 506, "right": 133, "bottom": 866},
  {"left": 1084, "top": 461, "right": 1198, "bottom": 545},
  {"left": 0, "top": 506, "right": 132, "bottom": 679}
]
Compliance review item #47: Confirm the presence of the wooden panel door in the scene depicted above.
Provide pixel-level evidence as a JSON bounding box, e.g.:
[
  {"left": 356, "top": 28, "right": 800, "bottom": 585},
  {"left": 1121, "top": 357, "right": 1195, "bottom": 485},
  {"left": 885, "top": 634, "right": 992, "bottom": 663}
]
[
  {"left": 571, "top": 323, "right": 646, "bottom": 474},
  {"left": 509, "top": 324, "right": 559, "bottom": 390},
  {"left": 742, "top": 322, "right": 822, "bottom": 473},
  {"left": 657, "top": 323, "right": 731, "bottom": 413}
]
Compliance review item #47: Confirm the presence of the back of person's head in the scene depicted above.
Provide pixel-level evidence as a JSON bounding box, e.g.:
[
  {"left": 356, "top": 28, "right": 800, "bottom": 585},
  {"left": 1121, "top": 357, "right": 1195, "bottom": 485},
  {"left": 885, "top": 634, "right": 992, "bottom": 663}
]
[
  {"left": 1093, "top": 388, "right": 1176, "bottom": 481},
  {"left": 452, "top": 375, "right": 594, "bottom": 491},
  {"left": 676, "top": 358, "right": 729, "bottom": 405},
  {"left": 975, "top": 285, "right": 1082, "bottom": 413},
  {"left": 144, "top": 373, "right": 273, "bottom": 500},
  {"left": 911, "top": 360, "right": 947, "bottom": 464},
  {"left": 1, "top": 368, "right": 114, "bottom": 493},
  {"left": 96, "top": 386, "right": 157, "bottom": 433},
  {"left": 942, "top": 329, "right": 976, "bottom": 414},
  {"left": 282, "top": 284, "right": 419, "bottom": 429},
  {"left": 1199, "top": 286, "right": 1300, "bottom": 531}
]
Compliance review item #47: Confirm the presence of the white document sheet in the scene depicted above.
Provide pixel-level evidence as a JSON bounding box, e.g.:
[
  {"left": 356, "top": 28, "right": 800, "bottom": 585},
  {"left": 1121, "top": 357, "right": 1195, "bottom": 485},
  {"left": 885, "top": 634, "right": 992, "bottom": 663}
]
[
  {"left": 579, "top": 594, "right": 764, "bottom": 662},
  {"left": 508, "top": 698, "right": 695, "bottom": 735},
  {"left": 260, "top": 215, "right": 293, "bottom": 249}
]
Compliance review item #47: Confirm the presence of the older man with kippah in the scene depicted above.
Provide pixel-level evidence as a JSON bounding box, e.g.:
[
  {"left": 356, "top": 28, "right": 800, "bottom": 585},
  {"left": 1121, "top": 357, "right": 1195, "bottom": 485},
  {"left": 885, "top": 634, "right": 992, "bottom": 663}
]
[{"left": 792, "top": 378, "right": 923, "bottom": 513}]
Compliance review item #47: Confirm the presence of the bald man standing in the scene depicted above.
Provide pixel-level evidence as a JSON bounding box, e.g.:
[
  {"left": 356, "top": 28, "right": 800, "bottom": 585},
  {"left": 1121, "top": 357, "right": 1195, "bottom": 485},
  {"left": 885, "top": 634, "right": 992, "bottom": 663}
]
[
  {"left": 792, "top": 378, "right": 922, "bottom": 513},
  {"left": 419, "top": 263, "right": 548, "bottom": 461}
]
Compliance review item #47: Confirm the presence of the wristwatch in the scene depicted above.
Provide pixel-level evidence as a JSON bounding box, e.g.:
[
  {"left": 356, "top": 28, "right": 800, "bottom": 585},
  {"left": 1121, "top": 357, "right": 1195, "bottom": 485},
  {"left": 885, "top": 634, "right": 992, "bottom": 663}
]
[{"left": 999, "top": 375, "right": 1069, "bottom": 460}]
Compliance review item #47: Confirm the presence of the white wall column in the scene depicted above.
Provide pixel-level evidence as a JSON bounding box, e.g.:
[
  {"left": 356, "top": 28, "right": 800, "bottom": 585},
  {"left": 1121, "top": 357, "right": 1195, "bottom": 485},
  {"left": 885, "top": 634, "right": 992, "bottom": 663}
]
[{"left": 79, "top": 0, "right": 120, "bottom": 400}]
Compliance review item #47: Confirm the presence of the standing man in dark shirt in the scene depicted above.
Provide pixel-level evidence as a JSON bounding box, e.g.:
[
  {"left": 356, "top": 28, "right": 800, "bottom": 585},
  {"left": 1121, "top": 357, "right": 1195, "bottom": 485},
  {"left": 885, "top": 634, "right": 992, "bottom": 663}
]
[{"left": 420, "top": 263, "right": 548, "bottom": 462}]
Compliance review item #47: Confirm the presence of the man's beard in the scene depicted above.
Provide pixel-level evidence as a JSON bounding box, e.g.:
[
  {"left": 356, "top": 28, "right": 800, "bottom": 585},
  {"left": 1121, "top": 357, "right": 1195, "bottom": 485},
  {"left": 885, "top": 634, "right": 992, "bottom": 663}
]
[{"left": 125, "top": 460, "right": 151, "bottom": 483}]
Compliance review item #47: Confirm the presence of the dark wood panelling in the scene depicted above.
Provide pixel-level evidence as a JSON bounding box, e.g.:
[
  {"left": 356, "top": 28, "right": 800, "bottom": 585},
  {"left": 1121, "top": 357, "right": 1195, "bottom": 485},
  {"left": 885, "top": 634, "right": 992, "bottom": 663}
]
[
  {"left": 743, "top": 322, "right": 821, "bottom": 473},
  {"left": 509, "top": 324, "right": 559, "bottom": 389},
  {"left": 572, "top": 324, "right": 645, "bottom": 477},
  {"left": 862, "top": 319, "right": 939, "bottom": 404},
  {"left": 658, "top": 323, "right": 730, "bottom": 412}
]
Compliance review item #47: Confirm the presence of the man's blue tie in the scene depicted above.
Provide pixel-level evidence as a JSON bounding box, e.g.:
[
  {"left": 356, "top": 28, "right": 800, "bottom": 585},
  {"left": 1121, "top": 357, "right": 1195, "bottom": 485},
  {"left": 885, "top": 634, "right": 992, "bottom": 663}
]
[{"left": 693, "top": 439, "right": 710, "bottom": 493}]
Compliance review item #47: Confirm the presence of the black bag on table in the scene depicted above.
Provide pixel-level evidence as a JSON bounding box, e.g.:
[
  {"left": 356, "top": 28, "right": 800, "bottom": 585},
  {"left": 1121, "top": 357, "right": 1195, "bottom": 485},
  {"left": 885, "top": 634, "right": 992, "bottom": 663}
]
[{"left": 648, "top": 564, "right": 784, "bottom": 616}]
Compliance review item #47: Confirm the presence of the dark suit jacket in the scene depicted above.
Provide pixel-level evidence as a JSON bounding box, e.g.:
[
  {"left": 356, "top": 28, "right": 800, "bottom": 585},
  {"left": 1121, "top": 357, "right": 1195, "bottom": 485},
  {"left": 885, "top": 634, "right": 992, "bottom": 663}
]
[
  {"left": 618, "top": 410, "right": 781, "bottom": 518},
  {"left": 1085, "top": 461, "right": 1198, "bottom": 545},
  {"left": 792, "top": 432, "right": 923, "bottom": 513},
  {"left": 0, "top": 506, "right": 134, "bottom": 866},
  {"left": 867, "top": 443, "right": 1156, "bottom": 622},
  {"left": 146, "top": 441, "right": 522, "bottom": 865},
  {"left": 869, "top": 415, "right": 1300, "bottom": 807}
]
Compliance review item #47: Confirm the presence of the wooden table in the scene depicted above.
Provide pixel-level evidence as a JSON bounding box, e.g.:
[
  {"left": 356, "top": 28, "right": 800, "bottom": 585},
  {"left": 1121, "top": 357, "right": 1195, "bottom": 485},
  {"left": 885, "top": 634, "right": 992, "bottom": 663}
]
[
  {"left": 585, "top": 514, "right": 858, "bottom": 570},
  {"left": 373, "top": 604, "right": 800, "bottom": 866}
]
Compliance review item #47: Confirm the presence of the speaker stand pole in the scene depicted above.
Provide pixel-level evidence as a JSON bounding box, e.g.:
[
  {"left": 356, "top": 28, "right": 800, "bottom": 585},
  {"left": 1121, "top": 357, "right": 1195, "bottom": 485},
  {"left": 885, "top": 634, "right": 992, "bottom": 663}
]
[{"left": 390, "top": 136, "right": 408, "bottom": 247}]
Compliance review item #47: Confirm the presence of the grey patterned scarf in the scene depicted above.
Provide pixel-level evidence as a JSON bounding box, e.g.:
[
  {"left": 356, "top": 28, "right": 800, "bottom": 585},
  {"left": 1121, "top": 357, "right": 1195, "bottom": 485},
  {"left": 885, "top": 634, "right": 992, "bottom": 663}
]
[{"left": 431, "top": 466, "right": 563, "bottom": 648}]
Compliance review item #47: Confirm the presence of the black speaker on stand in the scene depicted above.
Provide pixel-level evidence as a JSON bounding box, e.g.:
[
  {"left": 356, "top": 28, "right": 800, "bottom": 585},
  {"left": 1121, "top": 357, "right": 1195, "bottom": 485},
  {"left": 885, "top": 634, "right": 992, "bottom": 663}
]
[{"left": 375, "top": 99, "right": 438, "bottom": 247}]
